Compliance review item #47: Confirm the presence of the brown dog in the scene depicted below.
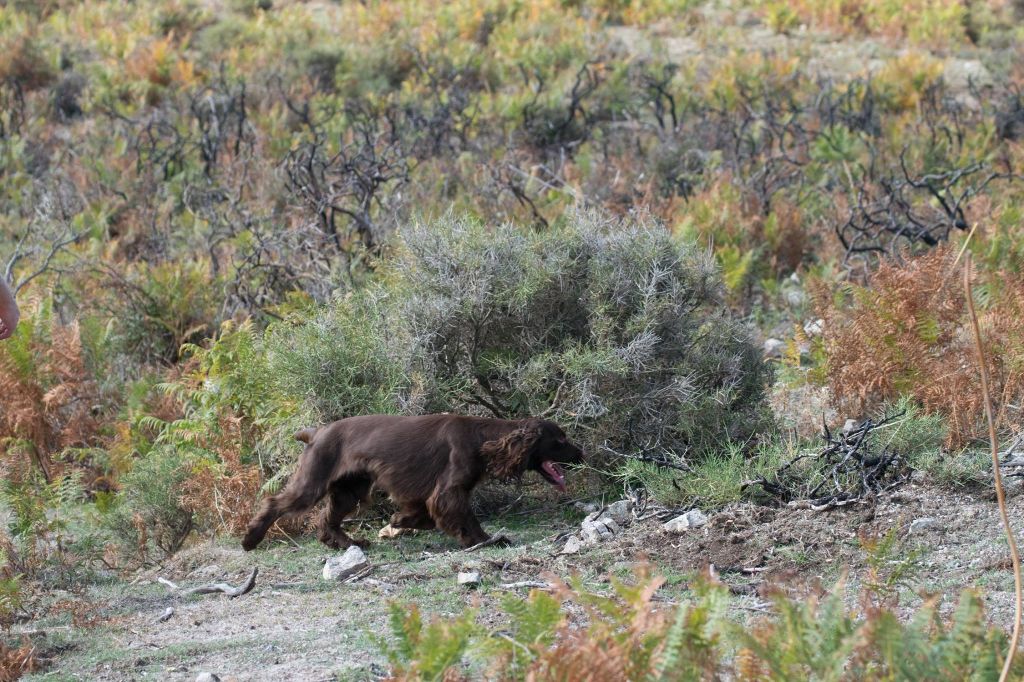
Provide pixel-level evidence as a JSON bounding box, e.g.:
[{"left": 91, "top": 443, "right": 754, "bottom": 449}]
[{"left": 242, "top": 414, "right": 584, "bottom": 550}]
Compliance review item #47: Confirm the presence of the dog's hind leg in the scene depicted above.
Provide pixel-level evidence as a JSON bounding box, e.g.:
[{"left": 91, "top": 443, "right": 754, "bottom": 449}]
[
  {"left": 317, "top": 475, "right": 372, "bottom": 549},
  {"left": 243, "top": 428, "right": 345, "bottom": 551}
]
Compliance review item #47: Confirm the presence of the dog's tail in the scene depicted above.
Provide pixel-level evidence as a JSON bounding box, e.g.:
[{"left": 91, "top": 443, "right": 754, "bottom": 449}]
[{"left": 294, "top": 427, "right": 318, "bottom": 444}]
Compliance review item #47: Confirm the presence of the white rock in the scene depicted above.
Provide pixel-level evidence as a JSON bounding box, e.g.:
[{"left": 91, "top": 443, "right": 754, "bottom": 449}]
[
  {"left": 803, "top": 318, "right": 824, "bottom": 337},
  {"left": 322, "top": 546, "right": 369, "bottom": 581},
  {"left": 457, "top": 571, "right": 481, "bottom": 587},
  {"left": 560, "top": 535, "right": 581, "bottom": 555},
  {"left": 196, "top": 674, "right": 221, "bottom": 682},
  {"left": 764, "top": 338, "right": 786, "bottom": 358},
  {"left": 784, "top": 289, "right": 805, "bottom": 307},
  {"left": 663, "top": 510, "right": 708, "bottom": 534},
  {"left": 604, "top": 500, "right": 632, "bottom": 525},
  {"left": 842, "top": 419, "right": 858, "bottom": 434},
  {"left": 909, "top": 517, "right": 939, "bottom": 535}
]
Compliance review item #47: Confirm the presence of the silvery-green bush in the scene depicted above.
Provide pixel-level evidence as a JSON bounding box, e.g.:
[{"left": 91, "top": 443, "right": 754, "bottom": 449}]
[{"left": 267, "top": 211, "right": 772, "bottom": 468}]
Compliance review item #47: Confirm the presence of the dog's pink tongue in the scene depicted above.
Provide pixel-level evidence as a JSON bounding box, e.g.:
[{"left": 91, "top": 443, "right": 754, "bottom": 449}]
[{"left": 541, "top": 460, "right": 567, "bottom": 492}]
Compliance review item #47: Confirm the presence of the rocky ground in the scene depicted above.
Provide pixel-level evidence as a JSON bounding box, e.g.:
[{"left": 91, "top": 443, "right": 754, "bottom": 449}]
[{"left": 15, "top": 475, "right": 1024, "bottom": 681}]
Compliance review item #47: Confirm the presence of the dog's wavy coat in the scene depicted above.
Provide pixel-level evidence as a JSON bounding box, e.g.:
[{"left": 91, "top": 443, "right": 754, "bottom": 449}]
[{"left": 242, "top": 414, "right": 584, "bottom": 550}]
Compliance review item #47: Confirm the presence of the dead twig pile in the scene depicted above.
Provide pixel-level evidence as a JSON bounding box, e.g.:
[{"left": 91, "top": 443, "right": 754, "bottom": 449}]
[{"left": 743, "top": 411, "right": 910, "bottom": 511}]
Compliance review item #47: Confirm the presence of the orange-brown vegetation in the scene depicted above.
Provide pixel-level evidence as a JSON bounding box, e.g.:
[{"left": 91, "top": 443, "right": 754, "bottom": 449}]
[{"left": 817, "top": 247, "right": 1024, "bottom": 445}]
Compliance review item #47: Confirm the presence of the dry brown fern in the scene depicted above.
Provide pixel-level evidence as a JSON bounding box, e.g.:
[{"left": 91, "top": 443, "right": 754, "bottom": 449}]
[
  {"left": 179, "top": 454, "right": 261, "bottom": 537},
  {"left": 815, "top": 247, "right": 1024, "bottom": 446},
  {"left": 178, "top": 415, "right": 261, "bottom": 537},
  {"left": 0, "top": 318, "right": 104, "bottom": 482},
  {"left": 0, "top": 640, "right": 36, "bottom": 682}
]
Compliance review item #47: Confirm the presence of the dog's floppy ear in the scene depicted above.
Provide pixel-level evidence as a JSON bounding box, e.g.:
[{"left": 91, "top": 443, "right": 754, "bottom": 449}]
[
  {"left": 482, "top": 420, "right": 542, "bottom": 480},
  {"left": 294, "top": 427, "right": 318, "bottom": 444}
]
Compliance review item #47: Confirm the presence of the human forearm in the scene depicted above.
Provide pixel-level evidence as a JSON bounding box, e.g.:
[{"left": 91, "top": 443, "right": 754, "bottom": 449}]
[{"left": 0, "top": 278, "right": 19, "bottom": 340}]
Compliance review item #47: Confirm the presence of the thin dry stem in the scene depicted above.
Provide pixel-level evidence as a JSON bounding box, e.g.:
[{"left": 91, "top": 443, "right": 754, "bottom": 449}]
[{"left": 964, "top": 253, "right": 1022, "bottom": 680}]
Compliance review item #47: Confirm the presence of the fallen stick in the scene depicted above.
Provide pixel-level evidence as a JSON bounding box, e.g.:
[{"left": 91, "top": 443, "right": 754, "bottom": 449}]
[
  {"left": 187, "top": 567, "right": 259, "bottom": 597},
  {"left": 157, "top": 577, "right": 180, "bottom": 591},
  {"left": 157, "top": 567, "right": 259, "bottom": 598},
  {"left": 464, "top": 534, "right": 512, "bottom": 553},
  {"left": 498, "top": 581, "right": 552, "bottom": 590},
  {"left": 342, "top": 565, "right": 374, "bottom": 584},
  {"left": 156, "top": 607, "right": 174, "bottom": 623}
]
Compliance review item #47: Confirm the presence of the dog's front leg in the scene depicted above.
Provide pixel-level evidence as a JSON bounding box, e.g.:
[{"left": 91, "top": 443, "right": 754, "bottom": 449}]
[{"left": 427, "top": 485, "right": 489, "bottom": 548}]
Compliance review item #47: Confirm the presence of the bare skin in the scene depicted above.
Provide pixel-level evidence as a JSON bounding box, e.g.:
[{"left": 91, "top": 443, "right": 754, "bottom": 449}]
[{"left": 0, "top": 278, "right": 18, "bottom": 341}]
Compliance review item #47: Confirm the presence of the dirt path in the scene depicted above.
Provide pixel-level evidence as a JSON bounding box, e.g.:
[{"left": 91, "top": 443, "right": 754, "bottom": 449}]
[{"left": 19, "top": 480, "right": 1024, "bottom": 681}]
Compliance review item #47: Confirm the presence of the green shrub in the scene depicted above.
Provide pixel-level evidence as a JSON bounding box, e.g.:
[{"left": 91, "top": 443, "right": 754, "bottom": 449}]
[
  {"left": 877, "top": 396, "right": 990, "bottom": 488},
  {"left": 265, "top": 292, "right": 414, "bottom": 422},
  {"left": 265, "top": 212, "right": 772, "bottom": 478},
  {"left": 103, "top": 260, "right": 221, "bottom": 365},
  {"left": 103, "top": 446, "right": 194, "bottom": 560}
]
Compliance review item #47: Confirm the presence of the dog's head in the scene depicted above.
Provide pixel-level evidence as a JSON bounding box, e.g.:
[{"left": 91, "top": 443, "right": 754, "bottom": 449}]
[{"left": 483, "top": 418, "right": 584, "bottom": 492}]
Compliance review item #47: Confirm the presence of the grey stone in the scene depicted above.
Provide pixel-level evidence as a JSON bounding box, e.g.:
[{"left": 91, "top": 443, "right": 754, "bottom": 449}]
[
  {"left": 581, "top": 517, "right": 619, "bottom": 545},
  {"left": 560, "top": 535, "right": 582, "bottom": 555},
  {"left": 322, "top": 546, "right": 369, "bottom": 581},
  {"left": 764, "top": 338, "right": 786, "bottom": 358},
  {"left": 604, "top": 500, "right": 632, "bottom": 525},
  {"left": 663, "top": 510, "right": 708, "bottom": 534},
  {"left": 196, "top": 674, "right": 221, "bottom": 682},
  {"left": 842, "top": 419, "right": 858, "bottom": 434},
  {"left": 943, "top": 59, "right": 992, "bottom": 93},
  {"left": 909, "top": 517, "right": 939, "bottom": 534},
  {"left": 457, "top": 571, "right": 481, "bottom": 587}
]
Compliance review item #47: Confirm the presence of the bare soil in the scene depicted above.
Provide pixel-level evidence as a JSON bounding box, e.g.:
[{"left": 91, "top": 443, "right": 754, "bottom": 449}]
[{"left": 16, "top": 478, "right": 1024, "bottom": 681}]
